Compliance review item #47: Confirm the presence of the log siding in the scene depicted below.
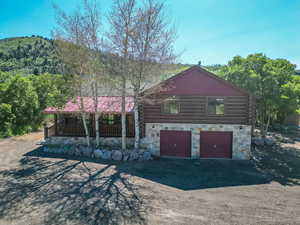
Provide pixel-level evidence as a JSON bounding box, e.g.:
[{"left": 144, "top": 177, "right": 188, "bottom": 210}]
[{"left": 143, "top": 95, "right": 250, "bottom": 125}]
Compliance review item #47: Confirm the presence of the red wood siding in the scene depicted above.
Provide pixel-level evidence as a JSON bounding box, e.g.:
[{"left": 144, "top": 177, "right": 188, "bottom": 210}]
[
  {"left": 200, "top": 131, "right": 232, "bottom": 158},
  {"left": 143, "top": 96, "right": 249, "bottom": 125},
  {"left": 160, "top": 130, "right": 191, "bottom": 158},
  {"left": 140, "top": 66, "right": 254, "bottom": 126},
  {"left": 158, "top": 67, "right": 245, "bottom": 96}
]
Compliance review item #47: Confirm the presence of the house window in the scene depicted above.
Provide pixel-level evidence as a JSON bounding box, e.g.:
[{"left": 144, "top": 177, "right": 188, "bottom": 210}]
[
  {"left": 207, "top": 97, "right": 225, "bottom": 115},
  {"left": 162, "top": 97, "right": 180, "bottom": 114},
  {"left": 101, "top": 114, "right": 120, "bottom": 125}
]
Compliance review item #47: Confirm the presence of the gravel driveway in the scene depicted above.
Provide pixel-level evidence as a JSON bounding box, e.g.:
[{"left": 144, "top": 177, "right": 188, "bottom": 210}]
[{"left": 0, "top": 132, "right": 300, "bottom": 225}]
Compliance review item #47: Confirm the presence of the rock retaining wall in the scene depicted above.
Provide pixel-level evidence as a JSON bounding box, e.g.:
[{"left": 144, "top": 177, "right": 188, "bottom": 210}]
[
  {"left": 43, "top": 145, "right": 153, "bottom": 161},
  {"left": 45, "top": 137, "right": 136, "bottom": 148}
]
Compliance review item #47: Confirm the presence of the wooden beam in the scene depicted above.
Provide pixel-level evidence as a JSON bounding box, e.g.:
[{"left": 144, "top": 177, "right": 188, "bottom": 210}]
[{"left": 54, "top": 114, "right": 58, "bottom": 136}]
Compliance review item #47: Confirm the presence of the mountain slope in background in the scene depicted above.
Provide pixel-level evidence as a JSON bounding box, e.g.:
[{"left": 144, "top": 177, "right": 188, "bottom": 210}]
[
  {"left": 0, "top": 36, "right": 63, "bottom": 75},
  {"left": 0, "top": 36, "right": 189, "bottom": 76}
]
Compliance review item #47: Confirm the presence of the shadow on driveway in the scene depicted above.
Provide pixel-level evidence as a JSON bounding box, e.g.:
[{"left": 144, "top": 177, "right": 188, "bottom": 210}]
[
  {"left": 0, "top": 151, "right": 149, "bottom": 225},
  {"left": 24, "top": 147, "right": 271, "bottom": 190},
  {"left": 0, "top": 143, "right": 299, "bottom": 225}
]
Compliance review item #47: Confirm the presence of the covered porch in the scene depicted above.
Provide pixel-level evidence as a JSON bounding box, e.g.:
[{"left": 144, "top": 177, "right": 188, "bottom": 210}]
[
  {"left": 44, "top": 113, "right": 135, "bottom": 138},
  {"left": 44, "top": 96, "right": 136, "bottom": 139}
]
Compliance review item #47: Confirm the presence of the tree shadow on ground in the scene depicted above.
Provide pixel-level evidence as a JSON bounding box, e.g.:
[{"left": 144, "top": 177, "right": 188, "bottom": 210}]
[
  {"left": 25, "top": 147, "right": 269, "bottom": 191},
  {"left": 0, "top": 151, "right": 150, "bottom": 225},
  {"left": 1, "top": 142, "right": 299, "bottom": 224},
  {"left": 252, "top": 143, "right": 300, "bottom": 186}
]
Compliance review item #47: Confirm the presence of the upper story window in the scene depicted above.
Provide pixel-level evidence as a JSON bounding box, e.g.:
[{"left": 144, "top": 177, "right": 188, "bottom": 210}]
[
  {"left": 207, "top": 97, "right": 225, "bottom": 115},
  {"left": 162, "top": 97, "right": 180, "bottom": 114}
]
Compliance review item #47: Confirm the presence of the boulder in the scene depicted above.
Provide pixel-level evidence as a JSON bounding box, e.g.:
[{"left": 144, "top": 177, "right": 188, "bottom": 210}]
[
  {"left": 67, "top": 148, "right": 74, "bottom": 155},
  {"left": 74, "top": 147, "right": 81, "bottom": 156},
  {"left": 142, "top": 151, "right": 152, "bottom": 160},
  {"left": 102, "top": 150, "right": 112, "bottom": 160},
  {"left": 81, "top": 147, "right": 93, "bottom": 157},
  {"left": 252, "top": 137, "right": 264, "bottom": 146},
  {"left": 264, "top": 138, "right": 276, "bottom": 146},
  {"left": 56, "top": 148, "right": 63, "bottom": 154},
  {"left": 281, "top": 137, "right": 294, "bottom": 144},
  {"left": 112, "top": 150, "right": 123, "bottom": 161},
  {"left": 123, "top": 153, "right": 129, "bottom": 161},
  {"left": 129, "top": 151, "right": 139, "bottom": 161},
  {"left": 94, "top": 149, "right": 103, "bottom": 159},
  {"left": 43, "top": 146, "right": 49, "bottom": 153}
]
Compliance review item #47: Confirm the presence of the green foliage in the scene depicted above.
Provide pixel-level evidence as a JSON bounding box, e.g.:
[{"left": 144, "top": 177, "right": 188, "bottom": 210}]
[
  {"left": 0, "top": 103, "right": 15, "bottom": 137},
  {"left": 0, "top": 71, "right": 69, "bottom": 138},
  {"left": 0, "top": 36, "right": 63, "bottom": 75},
  {"left": 218, "top": 53, "right": 299, "bottom": 135},
  {"left": 205, "top": 64, "right": 225, "bottom": 73},
  {"left": 3, "top": 75, "right": 39, "bottom": 134}
]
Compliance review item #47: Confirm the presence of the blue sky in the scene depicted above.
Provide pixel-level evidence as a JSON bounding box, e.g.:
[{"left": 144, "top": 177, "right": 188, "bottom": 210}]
[{"left": 0, "top": 0, "right": 299, "bottom": 68}]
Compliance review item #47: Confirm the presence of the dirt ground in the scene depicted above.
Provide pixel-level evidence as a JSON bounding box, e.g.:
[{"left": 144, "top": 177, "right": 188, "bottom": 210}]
[{"left": 0, "top": 132, "right": 300, "bottom": 225}]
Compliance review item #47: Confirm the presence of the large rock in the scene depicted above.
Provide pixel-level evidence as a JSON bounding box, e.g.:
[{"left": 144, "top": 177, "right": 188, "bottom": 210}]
[
  {"left": 252, "top": 137, "right": 264, "bottom": 146},
  {"left": 67, "top": 148, "right": 74, "bottom": 155},
  {"left": 81, "top": 147, "right": 93, "bottom": 157},
  {"left": 74, "top": 147, "right": 81, "bottom": 156},
  {"left": 123, "top": 153, "right": 130, "bottom": 161},
  {"left": 281, "top": 137, "right": 294, "bottom": 144},
  {"left": 102, "top": 150, "right": 112, "bottom": 160},
  {"left": 94, "top": 149, "right": 103, "bottom": 159},
  {"left": 264, "top": 138, "right": 276, "bottom": 146},
  {"left": 142, "top": 151, "right": 152, "bottom": 160},
  {"left": 112, "top": 150, "right": 123, "bottom": 161},
  {"left": 129, "top": 151, "right": 139, "bottom": 161},
  {"left": 43, "top": 146, "right": 49, "bottom": 153}
]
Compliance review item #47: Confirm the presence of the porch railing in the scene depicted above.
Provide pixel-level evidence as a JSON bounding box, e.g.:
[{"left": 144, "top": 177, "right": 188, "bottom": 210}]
[
  {"left": 99, "top": 124, "right": 135, "bottom": 137},
  {"left": 51, "top": 120, "right": 135, "bottom": 138},
  {"left": 44, "top": 124, "right": 56, "bottom": 139}
]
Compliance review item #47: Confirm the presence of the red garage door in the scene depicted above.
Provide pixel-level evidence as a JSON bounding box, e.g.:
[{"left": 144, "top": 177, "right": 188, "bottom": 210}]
[
  {"left": 200, "top": 131, "right": 232, "bottom": 158},
  {"left": 160, "top": 130, "right": 191, "bottom": 158}
]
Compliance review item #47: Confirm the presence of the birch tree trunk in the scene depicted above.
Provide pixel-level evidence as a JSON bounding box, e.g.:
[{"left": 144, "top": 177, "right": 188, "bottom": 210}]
[
  {"left": 79, "top": 91, "right": 90, "bottom": 147},
  {"left": 95, "top": 113, "right": 100, "bottom": 147},
  {"left": 81, "top": 113, "right": 90, "bottom": 146},
  {"left": 134, "top": 97, "right": 140, "bottom": 149},
  {"left": 93, "top": 80, "right": 100, "bottom": 147},
  {"left": 121, "top": 76, "right": 127, "bottom": 150}
]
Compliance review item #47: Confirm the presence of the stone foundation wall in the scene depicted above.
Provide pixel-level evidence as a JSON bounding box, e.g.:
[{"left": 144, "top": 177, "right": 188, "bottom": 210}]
[
  {"left": 45, "top": 136, "right": 136, "bottom": 149},
  {"left": 142, "top": 123, "right": 252, "bottom": 160}
]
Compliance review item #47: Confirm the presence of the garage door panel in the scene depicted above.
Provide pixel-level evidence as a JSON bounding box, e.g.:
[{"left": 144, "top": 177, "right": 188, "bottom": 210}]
[
  {"left": 200, "top": 131, "right": 232, "bottom": 158},
  {"left": 160, "top": 130, "right": 191, "bottom": 158}
]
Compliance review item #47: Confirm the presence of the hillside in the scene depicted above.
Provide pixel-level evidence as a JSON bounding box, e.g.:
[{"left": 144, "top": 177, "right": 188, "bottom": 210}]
[
  {"left": 0, "top": 36, "right": 62, "bottom": 75},
  {"left": 0, "top": 36, "right": 190, "bottom": 76}
]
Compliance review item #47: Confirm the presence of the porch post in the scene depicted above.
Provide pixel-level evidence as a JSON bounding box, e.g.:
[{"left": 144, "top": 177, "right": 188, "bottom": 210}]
[
  {"left": 54, "top": 114, "right": 58, "bottom": 136},
  {"left": 44, "top": 123, "right": 48, "bottom": 139}
]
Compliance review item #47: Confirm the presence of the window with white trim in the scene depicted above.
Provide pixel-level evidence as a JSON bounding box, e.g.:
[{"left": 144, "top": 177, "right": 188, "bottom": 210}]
[
  {"left": 207, "top": 97, "right": 225, "bottom": 115},
  {"left": 162, "top": 97, "right": 180, "bottom": 114}
]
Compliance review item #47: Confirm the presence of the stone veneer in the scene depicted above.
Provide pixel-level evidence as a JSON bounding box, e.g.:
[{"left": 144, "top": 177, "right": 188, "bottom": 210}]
[
  {"left": 46, "top": 136, "right": 136, "bottom": 149},
  {"left": 141, "top": 123, "right": 252, "bottom": 160}
]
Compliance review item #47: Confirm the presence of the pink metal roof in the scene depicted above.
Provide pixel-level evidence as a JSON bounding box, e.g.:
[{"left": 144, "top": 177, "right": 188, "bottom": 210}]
[{"left": 44, "top": 96, "right": 134, "bottom": 114}]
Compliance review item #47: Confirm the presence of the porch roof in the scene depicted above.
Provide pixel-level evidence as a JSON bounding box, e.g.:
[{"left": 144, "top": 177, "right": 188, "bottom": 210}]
[{"left": 44, "top": 96, "right": 134, "bottom": 114}]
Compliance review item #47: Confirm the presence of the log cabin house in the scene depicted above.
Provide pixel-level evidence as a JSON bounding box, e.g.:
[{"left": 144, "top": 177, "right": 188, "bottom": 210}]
[{"left": 44, "top": 66, "right": 255, "bottom": 159}]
